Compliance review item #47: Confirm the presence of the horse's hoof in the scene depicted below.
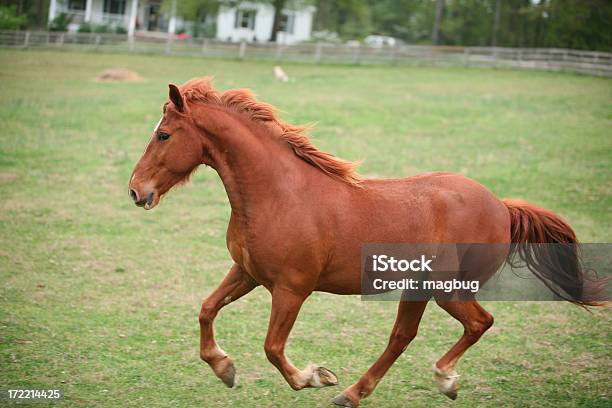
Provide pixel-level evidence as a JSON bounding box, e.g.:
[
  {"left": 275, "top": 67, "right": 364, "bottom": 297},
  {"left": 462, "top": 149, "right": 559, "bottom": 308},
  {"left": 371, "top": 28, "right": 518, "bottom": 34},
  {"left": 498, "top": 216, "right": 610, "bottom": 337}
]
[
  {"left": 212, "top": 357, "right": 236, "bottom": 388},
  {"left": 332, "top": 393, "right": 357, "bottom": 407},
  {"left": 433, "top": 364, "right": 459, "bottom": 400},
  {"left": 219, "top": 362, "right": 236, "bottom": 388},
  {"left": 316, "top": 366, "right": 338, "bottom": 387},
  {"left": 445, "top": 389, "right": 458, "bottom": 400}
]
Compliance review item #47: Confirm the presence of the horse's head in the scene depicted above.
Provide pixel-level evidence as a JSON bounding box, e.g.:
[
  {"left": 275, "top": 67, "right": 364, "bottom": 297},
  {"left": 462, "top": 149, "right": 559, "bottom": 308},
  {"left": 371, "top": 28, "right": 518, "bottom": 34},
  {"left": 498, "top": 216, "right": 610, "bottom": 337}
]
[{"left": 128, "top": 84, "right": 203, "bottom": 210}]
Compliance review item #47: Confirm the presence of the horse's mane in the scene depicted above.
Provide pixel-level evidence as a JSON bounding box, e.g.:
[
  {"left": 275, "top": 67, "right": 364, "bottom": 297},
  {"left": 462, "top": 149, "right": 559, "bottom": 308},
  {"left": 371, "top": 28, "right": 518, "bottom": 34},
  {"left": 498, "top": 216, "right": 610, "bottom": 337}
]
[{"left": 179, "top": 77, "right": 362, "bottom": 186}]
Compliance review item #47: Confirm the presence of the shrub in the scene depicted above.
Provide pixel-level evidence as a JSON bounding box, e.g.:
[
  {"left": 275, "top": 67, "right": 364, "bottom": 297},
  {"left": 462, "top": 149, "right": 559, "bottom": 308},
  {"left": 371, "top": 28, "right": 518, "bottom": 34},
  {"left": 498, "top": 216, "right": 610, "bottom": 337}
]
[
  {"left": 193, "top": 22, "right": 216, "bottom": 38},
  {"left": 49, "top": 13, "right": 73, "bottom": 32},
  {"left": 78, "top": 22, "right": 93, "bottom": 33},
  {"left": 93, "top": 24, "right": 110, "bottom": 33},
  {"left": 115, "top": 26, "right": 127, "bottom": 34},
  {"left": 0, "top": 5, "right": 27, "bottom": 30}
]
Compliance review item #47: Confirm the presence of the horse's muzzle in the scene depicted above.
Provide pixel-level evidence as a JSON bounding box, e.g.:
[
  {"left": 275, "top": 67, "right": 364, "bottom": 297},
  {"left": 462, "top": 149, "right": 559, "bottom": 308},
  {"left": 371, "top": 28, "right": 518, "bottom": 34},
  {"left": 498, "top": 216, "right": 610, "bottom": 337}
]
[{"left": 129, "top": 189, "right": 155, "bottom": 209}]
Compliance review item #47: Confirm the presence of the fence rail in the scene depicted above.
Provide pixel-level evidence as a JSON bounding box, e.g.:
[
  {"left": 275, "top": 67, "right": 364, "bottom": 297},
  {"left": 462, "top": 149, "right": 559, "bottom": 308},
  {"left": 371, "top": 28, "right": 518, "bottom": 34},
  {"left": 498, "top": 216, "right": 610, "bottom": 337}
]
[{"left": 2, "top": 30, "right": 611, "bottom": 76}]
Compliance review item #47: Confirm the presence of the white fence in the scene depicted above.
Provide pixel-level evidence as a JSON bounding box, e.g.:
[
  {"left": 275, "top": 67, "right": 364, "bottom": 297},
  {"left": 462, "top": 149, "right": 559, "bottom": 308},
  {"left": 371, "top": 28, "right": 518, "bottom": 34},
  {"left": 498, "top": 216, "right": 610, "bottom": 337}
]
[{"left": 1, "top": 30, "right": 611, "bottom": 77}]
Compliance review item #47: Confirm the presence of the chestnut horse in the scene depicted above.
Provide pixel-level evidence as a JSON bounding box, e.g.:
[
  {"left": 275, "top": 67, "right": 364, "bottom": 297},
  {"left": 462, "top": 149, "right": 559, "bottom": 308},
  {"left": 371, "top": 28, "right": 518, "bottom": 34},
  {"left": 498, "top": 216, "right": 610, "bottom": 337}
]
[{"left": 128, "top": 78, "right": 599, "bottom": 407}]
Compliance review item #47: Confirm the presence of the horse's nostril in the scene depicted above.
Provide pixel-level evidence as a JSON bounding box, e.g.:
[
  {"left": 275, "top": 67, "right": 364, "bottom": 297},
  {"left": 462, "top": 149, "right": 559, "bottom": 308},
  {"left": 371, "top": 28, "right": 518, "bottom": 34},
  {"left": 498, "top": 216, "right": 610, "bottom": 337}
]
[{"left": 129, "top": 188, "right": 138, "bottom": 203}]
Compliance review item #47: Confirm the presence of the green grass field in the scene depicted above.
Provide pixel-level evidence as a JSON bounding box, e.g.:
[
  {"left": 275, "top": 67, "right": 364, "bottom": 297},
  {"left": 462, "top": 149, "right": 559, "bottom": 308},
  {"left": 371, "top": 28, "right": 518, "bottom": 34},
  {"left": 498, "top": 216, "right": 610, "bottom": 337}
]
[{"left": 0, "top": 49, "right": 610, "bottom": 407}]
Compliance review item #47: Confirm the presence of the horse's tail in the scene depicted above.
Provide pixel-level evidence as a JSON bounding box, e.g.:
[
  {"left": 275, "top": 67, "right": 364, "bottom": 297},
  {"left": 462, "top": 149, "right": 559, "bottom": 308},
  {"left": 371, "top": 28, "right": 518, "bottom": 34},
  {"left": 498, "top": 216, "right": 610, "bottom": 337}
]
[{"left": 503, "top": 199, "right": 606, "bottom": 307}]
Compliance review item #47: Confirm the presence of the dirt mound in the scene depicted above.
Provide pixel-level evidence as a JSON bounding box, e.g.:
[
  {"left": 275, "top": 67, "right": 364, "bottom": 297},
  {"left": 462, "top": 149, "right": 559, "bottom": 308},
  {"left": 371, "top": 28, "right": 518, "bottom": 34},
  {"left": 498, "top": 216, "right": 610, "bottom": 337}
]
[{"left": 96, "top": 68, "right": 143, "bottom": 82}]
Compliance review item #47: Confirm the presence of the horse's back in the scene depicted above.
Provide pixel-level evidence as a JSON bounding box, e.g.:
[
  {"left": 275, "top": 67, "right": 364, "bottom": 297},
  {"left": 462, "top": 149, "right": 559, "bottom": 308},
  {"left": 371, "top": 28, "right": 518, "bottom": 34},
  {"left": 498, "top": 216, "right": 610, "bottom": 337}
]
[{"left": 348, "top": 171, "right": 510, "bottom": 243}]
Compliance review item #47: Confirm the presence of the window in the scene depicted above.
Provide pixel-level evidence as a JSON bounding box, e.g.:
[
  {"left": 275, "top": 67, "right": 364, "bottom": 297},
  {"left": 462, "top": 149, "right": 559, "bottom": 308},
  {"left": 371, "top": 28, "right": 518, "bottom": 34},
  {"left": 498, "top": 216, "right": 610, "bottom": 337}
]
[
  {"left": 196, "top": 9, "right": 208, "bottom": 24},
  {"left": 235, "top": 9, "right": 256, "bottom": 30},
  {"left": 104, "top": 0, "right": 126, "bottom": 15},
  {"left": 68, "top": 0, "right": 86, "bottom": 11},
  {"left": 278, "top": 13, "right": 295, "bottom": 34}
]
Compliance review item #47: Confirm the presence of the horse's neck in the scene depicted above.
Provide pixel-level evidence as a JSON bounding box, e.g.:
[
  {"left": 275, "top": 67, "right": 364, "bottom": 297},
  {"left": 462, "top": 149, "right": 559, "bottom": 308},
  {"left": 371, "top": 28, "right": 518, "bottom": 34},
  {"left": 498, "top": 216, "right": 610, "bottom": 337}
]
[{"left": 198, "top": 109, "right": 312, "bottom": 223}]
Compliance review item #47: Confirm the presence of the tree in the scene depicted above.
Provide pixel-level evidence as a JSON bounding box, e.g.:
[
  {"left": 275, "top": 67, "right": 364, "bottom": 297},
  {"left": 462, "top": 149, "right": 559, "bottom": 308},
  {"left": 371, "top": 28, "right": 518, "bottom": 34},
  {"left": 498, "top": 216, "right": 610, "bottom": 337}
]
[
  {"left": 492, "top": 0, "right": 501, "bottom": 46},
  {"left": 313, "top": 0, "right": 371, "bottom": 39},
  {"left": 0, "top": 5, "right": 27, "bottom": 29},
  {"left": 162, "top": 0, "right": 219, "bottom": 21},
  {"left": 432, "top": 0, "right": 444, "bottom": 44},
  {"left": 541, "top": 0, "right": 612, "bottom": 51},
  {"left": 269, "top": 0, "right": 287, "bottom": 42},
  {"left": 0, "top": 0, "right": 49, "bottom": 29},
  {"left": 440, "top": 0, "right": 494, "bottom": 46},
  {"left": 161, "top": 0, "right": 612, "bottom": 50},
  {"left": 368, "top": 0, "right": 419, "bottom": 41}
]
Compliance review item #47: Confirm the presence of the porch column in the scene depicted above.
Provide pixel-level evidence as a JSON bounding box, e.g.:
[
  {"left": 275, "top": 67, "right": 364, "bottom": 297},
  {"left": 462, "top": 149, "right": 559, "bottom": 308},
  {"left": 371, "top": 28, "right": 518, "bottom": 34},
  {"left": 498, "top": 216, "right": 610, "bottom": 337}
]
[
  {"left": 128, "top": 0, "right": 139, "bottom": 38},
  {"left": 168, "top": 0, "right": 177, "bottom": 34},
  {"left": 84, "top": 0, "right": 93, "bottom": 21},
  {"left": 48, "top": 0, "right": 57, "bottom": 24}
]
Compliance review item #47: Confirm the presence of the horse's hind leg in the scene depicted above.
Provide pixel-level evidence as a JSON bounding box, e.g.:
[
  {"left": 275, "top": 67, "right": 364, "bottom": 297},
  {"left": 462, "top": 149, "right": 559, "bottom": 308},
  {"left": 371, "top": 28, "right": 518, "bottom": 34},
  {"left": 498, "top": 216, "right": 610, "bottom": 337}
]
[
  {"left": 333, "top": 300, "right": 428, "bottom": 407},
  {"left": 199, "top": 264, "right": 258, "bottom": 387},
  {"left": 433, "top": 299, "right": 494, "bottom": 399}
]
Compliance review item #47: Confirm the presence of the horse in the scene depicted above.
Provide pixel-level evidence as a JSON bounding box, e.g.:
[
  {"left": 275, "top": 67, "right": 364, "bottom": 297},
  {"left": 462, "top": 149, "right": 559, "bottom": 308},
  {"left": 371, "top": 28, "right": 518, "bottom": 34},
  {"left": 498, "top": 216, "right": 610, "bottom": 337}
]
[{"left": 128, "top": 78, "right": 602, "bottom": 407}]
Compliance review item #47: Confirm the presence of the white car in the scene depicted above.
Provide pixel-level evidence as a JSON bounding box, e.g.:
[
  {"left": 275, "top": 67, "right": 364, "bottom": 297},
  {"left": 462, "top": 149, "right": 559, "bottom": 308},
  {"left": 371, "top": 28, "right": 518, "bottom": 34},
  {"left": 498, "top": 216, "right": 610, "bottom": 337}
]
[{"left": 364, "top": 35, "right": 401, "bottom": 47}]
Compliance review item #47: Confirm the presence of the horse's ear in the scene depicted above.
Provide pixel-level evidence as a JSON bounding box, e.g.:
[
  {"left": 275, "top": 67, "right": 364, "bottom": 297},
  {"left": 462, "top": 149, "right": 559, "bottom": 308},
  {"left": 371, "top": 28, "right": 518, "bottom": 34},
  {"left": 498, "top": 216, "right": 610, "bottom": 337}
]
[{"left": 168, "top": 83, "right": 185, "bottom": 112}]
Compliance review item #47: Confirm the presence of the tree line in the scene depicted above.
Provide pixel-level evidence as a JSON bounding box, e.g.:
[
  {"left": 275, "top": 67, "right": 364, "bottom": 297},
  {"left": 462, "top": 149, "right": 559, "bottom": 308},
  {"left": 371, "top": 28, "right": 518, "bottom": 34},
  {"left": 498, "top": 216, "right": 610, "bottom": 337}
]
[
  {"left": 313, "top": 0, "right": 611, "bottom": 51},
  {"left": 1, "top": 0, "right": 610, "bottom": 51}
]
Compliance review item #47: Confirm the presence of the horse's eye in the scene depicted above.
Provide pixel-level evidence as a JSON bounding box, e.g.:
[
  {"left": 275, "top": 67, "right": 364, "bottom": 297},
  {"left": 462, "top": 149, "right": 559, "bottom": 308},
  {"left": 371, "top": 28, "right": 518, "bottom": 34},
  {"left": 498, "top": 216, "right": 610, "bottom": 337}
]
[{"left": 158, "top": 132, "right": 170, "bottom": 141}]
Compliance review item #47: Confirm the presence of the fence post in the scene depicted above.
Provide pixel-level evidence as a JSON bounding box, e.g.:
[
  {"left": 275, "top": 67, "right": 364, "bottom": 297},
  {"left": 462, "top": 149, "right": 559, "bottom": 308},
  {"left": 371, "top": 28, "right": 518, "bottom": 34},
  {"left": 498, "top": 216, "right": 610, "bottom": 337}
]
[
  {"left": 95, "top": 35, "right": 101, "bottom": 51},
  {"left": 238, "top": 40, "right": 246, "bottom": 60},
  {"left": 23, "top": 31, "right": 30, "bottom": 48},
  {"left": 165, "top": 35, "right": 173, "bottom": 55},
  {"left": 314, "top": 42, "right": 322, "bottom": 63},
  {"left": 58, "top": 33, "right": 64, "bottom": 48},
  {"left": 493, "top": 47, "right": 499, "bottom": 68},
  {"left": 547, "top": 49, "right": 552, "bottom": 69},
  {"left": 352, "top": 44, "right": 361, "bottom": 64},
  {"left": 202, "top": 38, "right": 208, "bottom": 55},
  {"left": 275, "top": 42, "right": 282, "bottom": 61},
  {"left": 464, "top": 48, "right": 470, "bottom": 67}
]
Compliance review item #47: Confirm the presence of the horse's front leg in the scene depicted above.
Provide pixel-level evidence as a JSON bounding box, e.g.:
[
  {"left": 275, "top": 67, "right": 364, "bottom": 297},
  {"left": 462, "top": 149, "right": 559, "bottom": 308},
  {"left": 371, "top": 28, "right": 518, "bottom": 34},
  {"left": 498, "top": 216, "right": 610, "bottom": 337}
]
[
  {"left": 199, "top": 263, "right": 258, "bottom": 387},
  {"left": 264, "top": 286, "right": 339, "bottom": 390}
]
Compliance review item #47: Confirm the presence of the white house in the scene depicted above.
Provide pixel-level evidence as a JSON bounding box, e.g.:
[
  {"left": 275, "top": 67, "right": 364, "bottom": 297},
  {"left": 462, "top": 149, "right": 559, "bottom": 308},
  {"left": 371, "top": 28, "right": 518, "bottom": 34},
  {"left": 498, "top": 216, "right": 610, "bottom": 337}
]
[
  {"left": 47, "top": 0, "right": 183, "bottom": 35},
  {"left": 48, "top": 0, "right": 315, "bottom": 44},
  {"left": 216, "top": 2, "right": 315, "bottom": 44}
]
